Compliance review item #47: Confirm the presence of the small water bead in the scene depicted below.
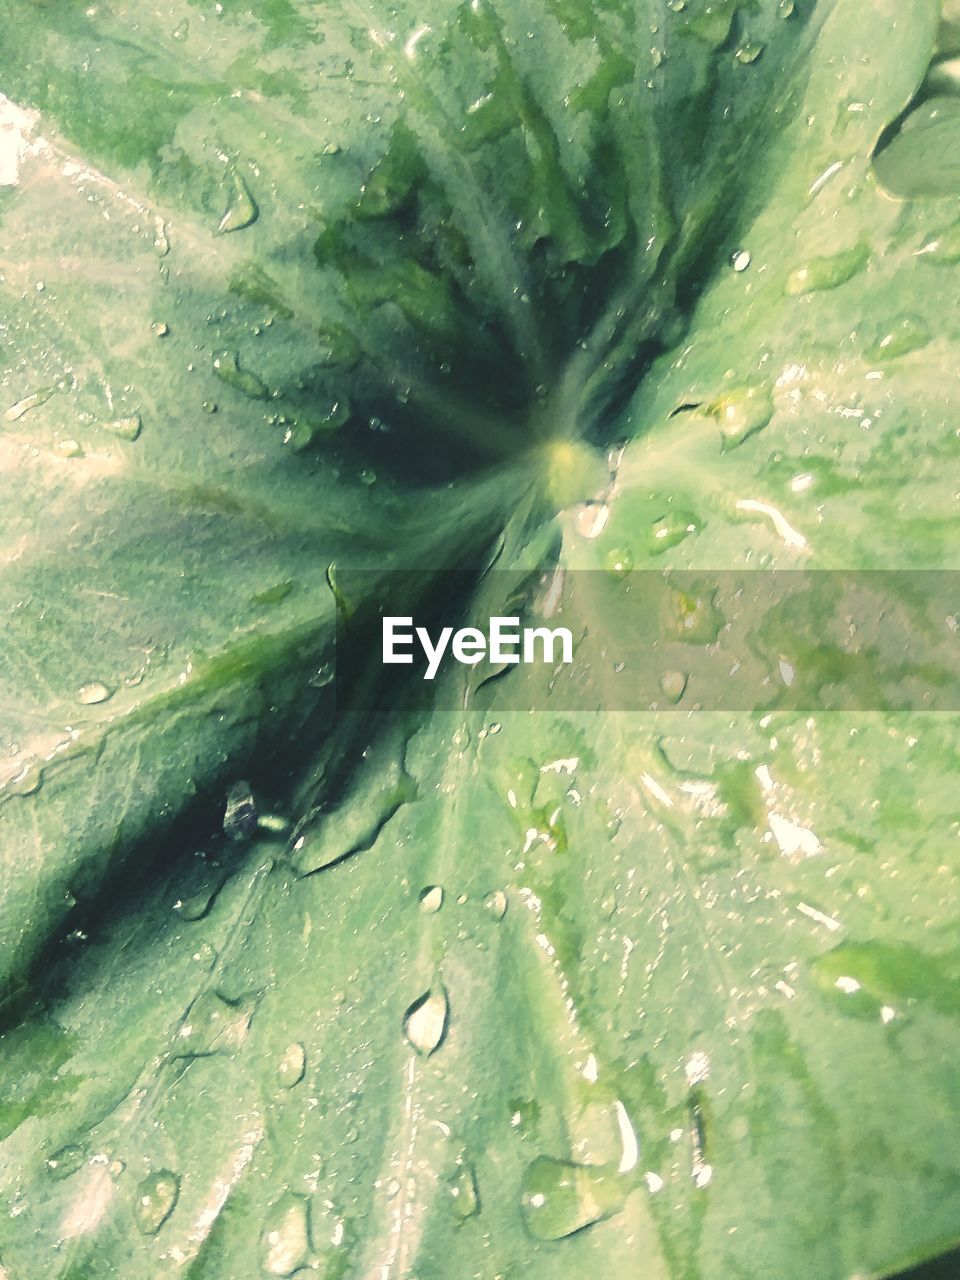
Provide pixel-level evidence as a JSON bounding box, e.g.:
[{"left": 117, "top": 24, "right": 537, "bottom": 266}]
[
  {"left": 483, "top": 889, "right": 507, "bottom": 920},
  {"left": 731, "top": 249, "right": 751, "bottom": 272},
  {"left": 402, "top": 985, "right": 449, "bottom": 1057},
  {"left": 278, "top": 1042, "right": 306, "bottom": 1089},
  {"left": 217, "top": 169, "right": 259, "bottom": 234},
  {"left": 667, "top": 0, "right": 685, "bottom": 10},
  {"left": 260, "top": 1192, "right": 311, "bottom": 1276},
  {"left": 735, "top": 43, "right": 763, "bottom": 63},
  {"left": 47, "top": 1144, "right": 87, "bottom": 1181},
  {"left": 101, "top": 414, "right": 142, "bottom": 441},
  {"left": 152, "top": 321, "right": 170, "bottom": 338},
  {"left": 646, "top": 509, "right": 700, "bottom": 553},
  {"left": 865, "top": 314, "right": 932, "bottom": 361},
  {"left": 134, "top": 1170, "right": 180, "bottom": 1235},
  {"left": 173, "top": 883, "right": 221, "bottom": 922},
  {"left": 448, "top": 1161, "right": 480, "bottom": 1221},
  {"left": 54, "top": 439, "right": 83, "bottom": 458},
  {"left": 779, "top": 0, "right": 795, "bottom": 14},
  {"left": 76, "top": 682, "right": 113, "bottom": 706},
  {"left": 419, "top": 885, "right": 444, "bottom": 914},
  {"left": 520, "top": 1157, "right": 629, "bottom": 1240},
  {"left": 785, "top": 241, "right": 868, "bottom": 295}
]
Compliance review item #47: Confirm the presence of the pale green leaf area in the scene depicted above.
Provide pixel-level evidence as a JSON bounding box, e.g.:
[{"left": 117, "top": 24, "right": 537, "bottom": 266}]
[{"left": 0, "top": 0, "right": 958, "bottom": 1277}]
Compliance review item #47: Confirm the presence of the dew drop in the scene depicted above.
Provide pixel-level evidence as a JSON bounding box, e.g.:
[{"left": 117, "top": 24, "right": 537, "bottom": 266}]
[
  {"left": 735, "top": 42, "right": 763, "bottom": 63},
  {"left": 152, "top": 321, "right": 170, "bottom": 338},
  {"left": 785, "top": 241, "right": 868, "bottom": 295},
  {"left": 448, "top": 1161, "right": 480, "bottom": 1220},
  {"left": 4, "top": 386, "right": 55, "bottom": 422},
  {"left": 865, "top": 314, "right": 932, "bottom": 361},
  {"left": 707, "top": 384, "right": 774, "bottom": 449},
  {"left": 402, "top": 985, "right": 448, "bottom": 1057},
  {"left": 778, "top": 0, "right": 795, "bottom": 15},
  {"left": 213, "top": 352, "right": 269, "bottom": 400},
  {"left": 76, "top": 682, "right": 113, "bottom": 706},
  {"left": 731, "top": 249, "right": 751, "bottom": 272},
  {"left": 520, "top": 1157, "right": 628, "bottom": 1240},
  {"left": 278, "top": 1042, "right": 306, "bottom": 1089},
  {"left": 646, "top": 509, "right": 700, "bottom": 553},
  {"left": 173, "top": 879, "right": 225, "bottom": 922},
  {"left": 483, "top": 889, "right": 508, "bottom": 921},
  {"left": 419, "top": 885, "right": 444, "bottom": 914},
  {"left": 217, "top": 169, "right": 259, "bottom": 234},
  {"left": 101, "top": 414, "right": 142, "bottom": 441},
  {"left": 54, "top": 439, "right": 83, "bottom": 458},
  {"left": 260, "top": 1192, "right": 310, "bottom": 1276},
  {"left": 154, "top": 217, "right": 170, "bottom": 256},
  {"left": 134, "top": 1170, "right": 180, "bottom": 1235}
]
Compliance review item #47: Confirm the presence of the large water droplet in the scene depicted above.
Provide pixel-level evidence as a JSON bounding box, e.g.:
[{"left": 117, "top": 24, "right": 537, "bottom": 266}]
[
  {"left": 520, "top": 1157, "right": 629, "bottom": 1240},
  {"left": 101, "top": 414, "right": 142, "bottom": 441},
  {"left": 707, "top": 384, "right": 774, "bottom": 449},
  {"left": 483, "top": 889, "right": 508, "bottom": 920},
  {"left": 735, "top": 42, "right": 763, "bottom": 63},
  {"left": 76, "top": 682, "right": 113, "bottom": 706},
  {"left": 47, "top": 1144, "right": 87, "bottom": 1181},
  {"left": 403, "top": 985, "right": 448, "bottom": 1057},
  {"left": 223, "top": 780, "right": 258, "bottom": 841},
  {"left": 865, "top": 314, "right": 932, "bottom": 361},
  {"left": 785, "top": 242, "right": 869, "bottom": 295},
  {"left": 4, "top": 386, "right": 55, "bottom": 422},
  {"left": 646, "top": 509, "right": 700, "bottom": 553},
  {"left": 419, "top": 885, "right": 444, "bottom": 914},
  {"left": 217, "top": 169, "right": 259, "bottom": 234},
  {"left": 260, "top": 1192, "right": 311, "bottom": 1276},
  {"left": 134, "top": 1169, "right": 180, "bottom": 1235},
  {"left": 173, "top": 990, "right": 256, "bottom": 1059},
  {"left": 213, "top": 352, "right": 269, "bottom": 400},
  {"left": 278, "top": 1042, "right": 306, "bottom": 1089},
  {"left": 448, "top": 1160, "right": 480, "bottom": 1220},
  {"left": 660, "top": 670, "right": 688, "bottom": 703}
]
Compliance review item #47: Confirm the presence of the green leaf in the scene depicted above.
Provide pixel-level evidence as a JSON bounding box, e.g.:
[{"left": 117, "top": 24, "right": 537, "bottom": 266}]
[{"left": 0, "top": 2, "right": 958, "bottom": 1278}]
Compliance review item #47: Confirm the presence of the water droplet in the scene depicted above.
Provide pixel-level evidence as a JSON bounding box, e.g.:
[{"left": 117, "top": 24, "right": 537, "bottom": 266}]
[
  {"left": 735, "top": 43, "right": 763, "bottom": 63},
  {"left": 154, "top": 218, "right": 170, "bottom": 256},
  {"left": 134, "top": 1169, "right": 180, "bottom": 1235},
  {"left": 217, "top": 169, "right": 259, "bottom": 235},
  {"left": 731, "top": 249, "right": 752, "bottom": 272},
  {"left": 4, "top": 386, "right": 55, "bottom": 422},
  {"left": 919, "top": 217, "right": 960, "bottom": 264},
  {"left": 173, "top": 878, "right": 226, "bottom": 922},
  {"left": 260, "top": 1192, "right": 310, "bottom": 1276},
  {"left": 778, "top": 0, "right": 795, "bottom": 15},
  {"left": 47, "top": 1144, "right": 86, "bottom": 1181},
  {"left": 419, "top": 885, "right": 443, "bottom": 914},
  {"left": 785, "top": 241, "right": 869, "bottom": 295},
  {"left": 101, "top": 414, "right": 142, "bottom": 441},
  {"left": 520, "top": 1157, "right": 629, "bottom": 1240},
  {"left": 278, "top": 1042, "right": 306, "bottom": 1089},
  {"left": 603, "top": 547, "right": 633, "bottom": 577},
  {"left": 706, "top": 384, "right": 774, "bottom": 449},
  {"left": 403, "top": 985, "right": 448, "bottom": 1057},
  {"left": 54, "top": 439, "right": 83, "bottom": 458},
  {"left": 483, "top": 889, "right": 507, "bottom": 920},
  {"left": 667, "top": 0, "right": 685, "bottom": 9},
  {"left": 213, "top": 352, "right": 269, "bottom": 400},
  {"left": 152, "top": 321, "right": 170, "bottom": 338},
  {"left": 223, "top": 780, "right": 258, "bottom": 841},
  {"left": 865, "top": 314, "right": 931, "bottom": 361},
  {"left": 449, "top": 1161, "right": 480, "bottom": 1220},
  {"left": 646, "top": 509, "right": 700, "bottom": 553},
  {"left": 660, "top": 670, "right": 688, "bottom": 702},
  {"left": 76, "top": 682, "right": 113, "bottom": 705},
  {"left": 202, "top": 399, "right": 218, "bottom": 413},
  {"left": 172, "top": 990, "right": 256, "bottom": 1059}
]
